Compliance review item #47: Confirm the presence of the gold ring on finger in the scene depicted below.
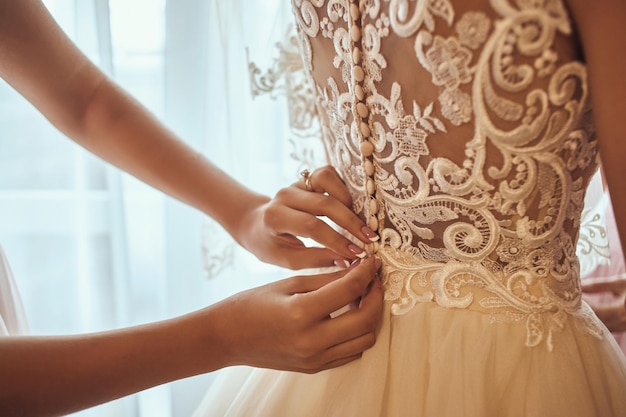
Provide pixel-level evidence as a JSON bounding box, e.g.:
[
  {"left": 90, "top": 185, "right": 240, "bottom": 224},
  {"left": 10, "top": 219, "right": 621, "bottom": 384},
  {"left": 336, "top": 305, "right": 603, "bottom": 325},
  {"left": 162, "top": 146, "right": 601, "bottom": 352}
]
[{"left": 300, "top": 169, "right": 313, "bottom": 191}]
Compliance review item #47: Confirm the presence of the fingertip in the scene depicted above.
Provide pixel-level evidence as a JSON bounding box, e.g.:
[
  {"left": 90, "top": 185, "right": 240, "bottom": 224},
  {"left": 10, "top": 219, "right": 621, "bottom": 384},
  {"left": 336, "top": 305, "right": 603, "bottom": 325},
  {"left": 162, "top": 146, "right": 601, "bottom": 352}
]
[
  {"left": 334, "top": 259, "right": 351, "bottom": 269},
  {"left": 360, "top": 256, "right": 381, "bottom": 273},
  {"left": 355, "top": 257, "right": 380, "bottom": 277},
  {"left": 360, "top": 226, "right": 380, "bottom": 242}
]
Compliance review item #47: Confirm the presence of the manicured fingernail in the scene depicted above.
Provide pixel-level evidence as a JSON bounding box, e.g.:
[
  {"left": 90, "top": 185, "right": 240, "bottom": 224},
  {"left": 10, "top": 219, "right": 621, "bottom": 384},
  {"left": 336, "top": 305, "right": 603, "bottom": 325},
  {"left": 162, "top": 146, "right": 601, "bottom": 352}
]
[
  {"left": 349, "top": 244, "right": 367, "bottom": 259},
  {"left": 350, "top": 258, "right": 362, "bottom": 267},
  {"left": 361, "top": 226, "right": 380, "bottom": 242},
  {"left": 374, "top": 257, "right": 382, "bottom": 269},
  {"left": 334, "top": 259, "right": 350, "bottom": 269}
]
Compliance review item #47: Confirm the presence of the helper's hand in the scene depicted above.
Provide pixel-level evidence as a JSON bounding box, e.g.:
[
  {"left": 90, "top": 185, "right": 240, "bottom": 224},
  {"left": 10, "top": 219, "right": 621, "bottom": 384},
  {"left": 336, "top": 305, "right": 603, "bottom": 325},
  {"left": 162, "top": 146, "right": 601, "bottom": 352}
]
[
  {"left": 236, "top": 165, "right": 379, "bottom": 270},
  {"left": 212, "top": 257, "right": 383, "bottom": 373},
  {"left": 582, "top": 277, "right": 626, "bottom": 333}
]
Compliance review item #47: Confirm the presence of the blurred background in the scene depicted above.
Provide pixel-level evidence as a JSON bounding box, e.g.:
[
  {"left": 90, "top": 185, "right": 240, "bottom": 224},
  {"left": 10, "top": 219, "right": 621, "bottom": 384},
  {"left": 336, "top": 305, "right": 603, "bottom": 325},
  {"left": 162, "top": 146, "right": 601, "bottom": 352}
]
[{"left": 0, "top": 0, "right": 323, "bottom": 415}]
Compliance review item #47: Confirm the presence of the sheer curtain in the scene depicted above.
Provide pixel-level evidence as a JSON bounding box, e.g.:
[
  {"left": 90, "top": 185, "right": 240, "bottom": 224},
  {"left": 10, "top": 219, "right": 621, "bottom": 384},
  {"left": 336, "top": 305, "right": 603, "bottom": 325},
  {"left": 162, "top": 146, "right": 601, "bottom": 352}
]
[
  {"left": 0, "top": 1, "right": 283, "bottom": 416},
  {"left": 0, "top": 0, "right": 323, "bottom": 416},
  {"left": 1, "top": 1, "right": 174, "bottom": 416}
]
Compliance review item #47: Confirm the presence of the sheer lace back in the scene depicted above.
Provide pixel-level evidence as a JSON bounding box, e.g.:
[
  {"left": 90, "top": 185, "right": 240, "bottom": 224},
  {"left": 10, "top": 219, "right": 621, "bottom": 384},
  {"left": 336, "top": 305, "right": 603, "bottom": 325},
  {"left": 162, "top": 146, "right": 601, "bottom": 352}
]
[{"left": 291, "top": 0, "right": 602, "bottom": 349}]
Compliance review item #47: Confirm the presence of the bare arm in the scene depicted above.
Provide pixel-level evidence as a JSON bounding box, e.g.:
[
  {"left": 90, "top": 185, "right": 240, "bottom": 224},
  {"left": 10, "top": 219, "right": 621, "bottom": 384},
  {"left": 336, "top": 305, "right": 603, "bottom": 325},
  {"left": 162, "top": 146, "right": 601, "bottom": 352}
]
[
  {"left": 567, "top": 0, "right": 626, "bottom": 330},
  {"left": 0, "top": 0, "right": 375, "bottom": 269},
  {"left": 0, "top": 0, "right": 386, "bottom": 414},
  {"left": 0, "top": 258, "right": 382, "bottom": 417},
  {"left": 0, "top": 0, "right": 249, "bottom": 224},
  {"left": 582, "top": 276, "right": 626, "bottom": 332},
  {"left": 566, "top": 0, "right": 626, "bottom": 256}
]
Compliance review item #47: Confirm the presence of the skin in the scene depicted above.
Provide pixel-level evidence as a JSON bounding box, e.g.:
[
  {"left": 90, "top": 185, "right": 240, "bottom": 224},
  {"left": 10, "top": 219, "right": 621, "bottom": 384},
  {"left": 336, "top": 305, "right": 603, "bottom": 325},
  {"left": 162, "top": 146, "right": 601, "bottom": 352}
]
[
  {"left": 565, "top": 0, "right": 626, "bottom": 333},
  {"left": 0, "top": 258, "right": 382, "bottom": 417},
  {"left": 0, "top": 0, "right": 373, "bottom": 270},
  {"left": 0, "top": 0, "right": 383, "bottom": 415},
  {"left": 582, "top": 277, "right": 626, "bottom": 333}
]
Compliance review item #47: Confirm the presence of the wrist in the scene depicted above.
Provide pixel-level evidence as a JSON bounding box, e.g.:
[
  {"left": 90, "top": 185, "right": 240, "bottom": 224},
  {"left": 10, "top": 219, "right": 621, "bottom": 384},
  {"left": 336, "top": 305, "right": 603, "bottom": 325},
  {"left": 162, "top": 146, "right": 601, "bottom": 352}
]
[
  {"left": 226, "top": 193, "right": 271, "bottom": 248},
  {"left": 172, "top": 301, "right": 243, "bottom": 374}
]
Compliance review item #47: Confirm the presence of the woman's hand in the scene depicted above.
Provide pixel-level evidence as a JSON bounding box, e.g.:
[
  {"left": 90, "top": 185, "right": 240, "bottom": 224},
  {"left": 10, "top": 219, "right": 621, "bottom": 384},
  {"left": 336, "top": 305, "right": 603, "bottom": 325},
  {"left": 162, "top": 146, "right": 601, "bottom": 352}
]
[
  {"left": 235, "top": 165, "right": 379, "bottom": 270},
  {"left": 0, "top": 0, "right": 374, "bottom": 272},
  {"left": 582, "top": 277, "right": 626, "bottom": 333},
  {"left": 210, "top": 257, "right": 383, "bottom": 373},
  {"left": 0, "top": 258, "right": 383, "bottom": 416}
]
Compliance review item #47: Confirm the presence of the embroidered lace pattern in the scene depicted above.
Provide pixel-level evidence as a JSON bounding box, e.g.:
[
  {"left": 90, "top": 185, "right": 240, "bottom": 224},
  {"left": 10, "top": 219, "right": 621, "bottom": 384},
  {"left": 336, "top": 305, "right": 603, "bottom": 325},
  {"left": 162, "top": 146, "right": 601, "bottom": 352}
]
[
  {"left": 247, "top": 27, "right": 326, "bottom": 172},
  {"left": 290, "top": 0, "right": 604, "bottom": 349}
]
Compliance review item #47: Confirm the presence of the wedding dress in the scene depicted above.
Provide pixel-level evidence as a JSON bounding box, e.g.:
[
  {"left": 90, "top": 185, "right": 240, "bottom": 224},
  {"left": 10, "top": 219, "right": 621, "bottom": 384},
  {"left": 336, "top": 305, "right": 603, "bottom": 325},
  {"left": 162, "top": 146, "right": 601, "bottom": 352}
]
[{"left": 194, "top": 0, "right": 626, "bottom": 415}]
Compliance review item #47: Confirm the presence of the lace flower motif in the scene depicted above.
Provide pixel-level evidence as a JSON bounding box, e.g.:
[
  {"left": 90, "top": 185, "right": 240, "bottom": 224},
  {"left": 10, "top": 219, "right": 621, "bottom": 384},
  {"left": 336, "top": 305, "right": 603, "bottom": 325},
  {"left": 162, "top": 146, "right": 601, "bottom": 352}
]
[
  {"left": 439, "top": 88, "right": 472, "bottom": 125},
  {"left": 497, "top": 237, "right": 529, "bottom": 265},
  {"left": 375, "top": 13, "right": 391, "bottom": 37},
  {"left": 426, "top": 36, "right": 473, "bottom": 90},
  {"left": 289, "top": 0, "right": 603, "bottom": 350},
  {"left": 394, "top": 115, "right": 430, "bottom": 158},
  {"left": 320, "top": 17, "right": 334, "bottom": 38},
  {"left": 455, "top": 11, "right": 491, "bottom": 50}
]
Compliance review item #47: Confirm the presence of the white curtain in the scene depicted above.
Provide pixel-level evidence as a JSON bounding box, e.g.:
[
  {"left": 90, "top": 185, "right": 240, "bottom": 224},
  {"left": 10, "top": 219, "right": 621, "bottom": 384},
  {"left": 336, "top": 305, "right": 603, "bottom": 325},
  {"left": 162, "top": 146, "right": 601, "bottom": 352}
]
[
  {"left": 1, "top": 1, "right": 175, "bottom": 415},
  {"left": 0, "top": 0, "right": 325, "bottom": 416}
]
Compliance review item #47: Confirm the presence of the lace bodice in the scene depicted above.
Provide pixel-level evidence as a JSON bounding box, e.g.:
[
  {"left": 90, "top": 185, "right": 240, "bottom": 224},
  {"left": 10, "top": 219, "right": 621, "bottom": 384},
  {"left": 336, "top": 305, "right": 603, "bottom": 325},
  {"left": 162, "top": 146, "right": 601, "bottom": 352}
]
[{"left": 290, "top": 0, "right": 603, "bottom": 349}]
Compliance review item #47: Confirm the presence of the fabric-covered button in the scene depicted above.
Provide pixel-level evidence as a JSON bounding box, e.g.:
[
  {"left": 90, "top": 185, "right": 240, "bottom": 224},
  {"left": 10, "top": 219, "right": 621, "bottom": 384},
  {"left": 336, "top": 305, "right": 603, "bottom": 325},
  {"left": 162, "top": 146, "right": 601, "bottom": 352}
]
[
  {"left": 350, "top": 25, "right": 361, "bottom": 42},
  {"left": 352, "top": 65, "right": 365, "bottom": 82},
  {"left": 357, "top": 102, "right": 369, "bottom": 118},
  {"left": 366, "top": 178, "right": 375, "bottom": 195},
  {"left": 355, "top": 84, "right": 365, "bottom": 100},
  {"left": 367, "top": 215, "right": 379, "bottom": 231},
  {"left": 360, "top": 141, "right": 374, "bottom": 157},
  {"left": 350, "top": 3, "right": 360, "bottom": 21},
  {"left": 364, "top": 158, "right": 375, "bottom": 176},
  {"left": 360, "top": 121, "right": 371, "bottom": 137},
  {"left": 369, "top": 198, "right": 378, "bottom": 214},
  {"left": 352, "top": 47, "right": 362, "bottom": 65}
]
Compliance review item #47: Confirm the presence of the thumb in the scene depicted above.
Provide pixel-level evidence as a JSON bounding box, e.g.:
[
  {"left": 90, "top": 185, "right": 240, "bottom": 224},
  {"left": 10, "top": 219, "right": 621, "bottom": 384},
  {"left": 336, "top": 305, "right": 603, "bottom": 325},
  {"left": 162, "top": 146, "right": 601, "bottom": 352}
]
[{"left": 306, "top": 257, "right": 380, "bottom": 317}]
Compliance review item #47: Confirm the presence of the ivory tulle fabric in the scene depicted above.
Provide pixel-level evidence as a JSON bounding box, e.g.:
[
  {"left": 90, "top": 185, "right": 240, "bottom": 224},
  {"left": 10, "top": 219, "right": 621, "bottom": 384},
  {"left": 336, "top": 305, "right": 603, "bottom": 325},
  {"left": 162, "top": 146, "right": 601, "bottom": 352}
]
[
  {"left": 194, "top": 0, "right": 626, "bottom": 415},
  {"left": 196, "top": 303, "right": 626, "bottom": 416}
]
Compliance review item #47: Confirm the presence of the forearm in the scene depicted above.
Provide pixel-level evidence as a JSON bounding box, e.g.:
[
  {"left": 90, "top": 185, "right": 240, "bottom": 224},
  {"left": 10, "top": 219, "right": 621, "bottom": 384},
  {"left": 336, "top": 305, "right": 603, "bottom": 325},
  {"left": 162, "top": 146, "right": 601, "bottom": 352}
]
[
  {"left": 77, "top": 78, "right": 268, "bottom": 239},
  {"left": 0, "top": 0, "right": 373, "bottom": 269},
  {"left": 567, "top": 0, "right": 626, "bottom": 257},
  {"left": 0, "top": 0, "right": 267, "bottom": 241},
  {"left": 0, "top": 249, "right": 384, "bottom": 417},
  {"left": 0, "top": 309, "right": 227, "bottom": 417}
]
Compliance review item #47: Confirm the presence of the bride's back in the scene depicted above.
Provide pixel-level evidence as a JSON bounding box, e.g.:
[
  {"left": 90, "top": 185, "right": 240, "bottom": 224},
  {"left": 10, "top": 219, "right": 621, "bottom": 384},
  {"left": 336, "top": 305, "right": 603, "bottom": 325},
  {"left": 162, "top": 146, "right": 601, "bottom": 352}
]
[{"left": 292, "top": 0, "right": 598, "bottom": 335}]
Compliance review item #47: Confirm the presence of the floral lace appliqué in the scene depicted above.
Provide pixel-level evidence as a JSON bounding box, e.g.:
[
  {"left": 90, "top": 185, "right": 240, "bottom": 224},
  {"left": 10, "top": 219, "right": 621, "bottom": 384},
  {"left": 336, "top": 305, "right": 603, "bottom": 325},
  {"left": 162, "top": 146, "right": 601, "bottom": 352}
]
[{"left": 290, "top": 0, "right": 604, "bottom": 350}]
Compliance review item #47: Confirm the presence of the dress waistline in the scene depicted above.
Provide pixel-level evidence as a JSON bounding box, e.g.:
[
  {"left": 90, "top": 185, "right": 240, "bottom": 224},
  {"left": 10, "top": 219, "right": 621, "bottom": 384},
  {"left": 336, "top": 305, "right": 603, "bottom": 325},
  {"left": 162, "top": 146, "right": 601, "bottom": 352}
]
[{"left": 376, "top": 246, "right": 604, "bottom": 350}]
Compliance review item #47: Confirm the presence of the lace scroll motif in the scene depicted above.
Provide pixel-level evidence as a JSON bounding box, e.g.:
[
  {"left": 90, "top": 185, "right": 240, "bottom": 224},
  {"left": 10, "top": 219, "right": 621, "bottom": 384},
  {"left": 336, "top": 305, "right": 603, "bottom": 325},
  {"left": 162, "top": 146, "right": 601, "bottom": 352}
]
[
  {"left": 291, "top": 0, "right": 605, "bottom": 349},
  {"left": 248, "top": 25, "right": 325, "bottom": 173}
]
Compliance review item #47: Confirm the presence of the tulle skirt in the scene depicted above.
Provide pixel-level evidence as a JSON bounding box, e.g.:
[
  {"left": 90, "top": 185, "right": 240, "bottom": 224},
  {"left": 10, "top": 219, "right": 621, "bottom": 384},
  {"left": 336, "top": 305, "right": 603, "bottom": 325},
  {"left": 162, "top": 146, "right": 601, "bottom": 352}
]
[{"left": 194, "top": 300, "right": 626, "bottom": 417}]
